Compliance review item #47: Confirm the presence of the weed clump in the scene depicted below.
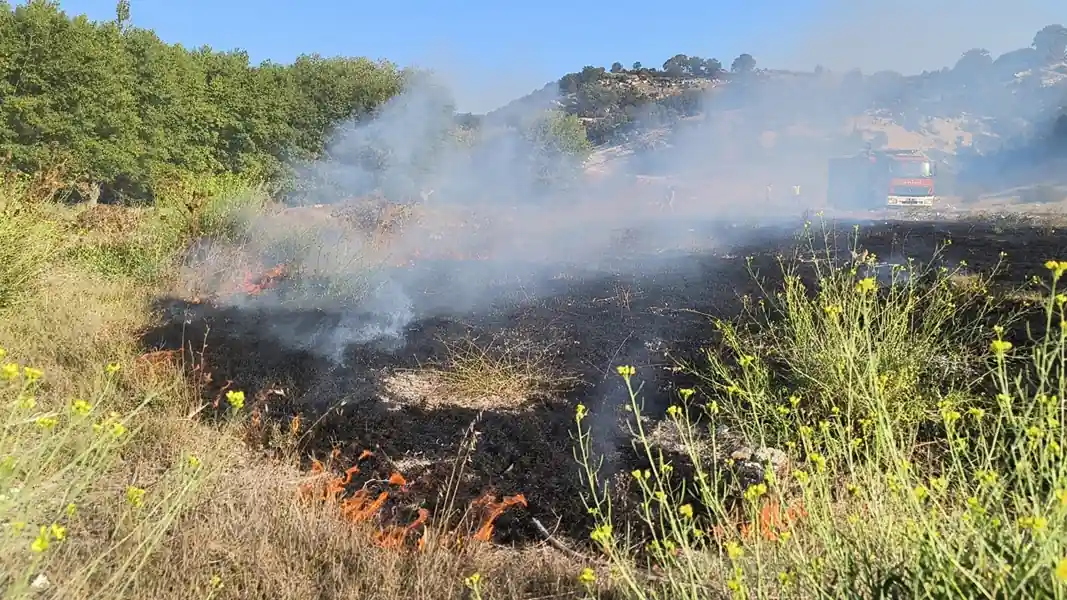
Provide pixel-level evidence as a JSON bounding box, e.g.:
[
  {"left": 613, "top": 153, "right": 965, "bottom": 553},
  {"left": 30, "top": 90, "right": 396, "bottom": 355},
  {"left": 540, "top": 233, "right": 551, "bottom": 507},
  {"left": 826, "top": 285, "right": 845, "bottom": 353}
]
[{"left": 572, "top": 225, "right": 1067, "bottom": 598}]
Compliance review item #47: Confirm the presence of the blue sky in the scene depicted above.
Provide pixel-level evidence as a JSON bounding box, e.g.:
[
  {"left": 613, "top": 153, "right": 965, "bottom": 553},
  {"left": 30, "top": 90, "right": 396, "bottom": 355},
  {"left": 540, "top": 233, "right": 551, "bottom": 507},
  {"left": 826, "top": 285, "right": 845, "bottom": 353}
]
[{"left": 48, "top": 0, "right": 1065, "bottom": 113}]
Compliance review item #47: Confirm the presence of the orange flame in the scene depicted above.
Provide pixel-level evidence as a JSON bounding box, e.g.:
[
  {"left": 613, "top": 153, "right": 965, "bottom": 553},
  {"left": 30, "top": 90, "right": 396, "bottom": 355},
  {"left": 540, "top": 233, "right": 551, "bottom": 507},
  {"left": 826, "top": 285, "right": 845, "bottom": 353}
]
[
  {"left": 738, "top": 498, "right": 808, "bottom": 542},
  {"left": 295, "top": 449, "right": 528, "bottom": 552},
  {"left": 470, "top": 493, "right": 528, "bottom": 542},
  {"left": 241, "top": 264, "right": 288, "bottom": 295}
]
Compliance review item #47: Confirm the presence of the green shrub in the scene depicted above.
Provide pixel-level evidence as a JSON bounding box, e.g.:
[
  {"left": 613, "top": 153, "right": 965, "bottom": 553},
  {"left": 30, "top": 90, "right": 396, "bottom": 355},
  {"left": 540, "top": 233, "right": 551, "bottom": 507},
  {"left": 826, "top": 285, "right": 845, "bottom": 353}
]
[
  {"left": 572, "top": 230, "right": 1067, "bottom": 599},
  {"left": 684, "top": 223, "right": 1003, "bottom": 446}
]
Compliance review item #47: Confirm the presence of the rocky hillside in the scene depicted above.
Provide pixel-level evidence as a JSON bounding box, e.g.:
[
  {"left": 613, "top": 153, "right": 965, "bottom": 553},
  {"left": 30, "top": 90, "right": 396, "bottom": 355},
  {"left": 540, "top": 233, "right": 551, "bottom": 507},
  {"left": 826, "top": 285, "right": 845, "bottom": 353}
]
[{"left": 489, "top": 25, "right": 1067, "bottom": 179}]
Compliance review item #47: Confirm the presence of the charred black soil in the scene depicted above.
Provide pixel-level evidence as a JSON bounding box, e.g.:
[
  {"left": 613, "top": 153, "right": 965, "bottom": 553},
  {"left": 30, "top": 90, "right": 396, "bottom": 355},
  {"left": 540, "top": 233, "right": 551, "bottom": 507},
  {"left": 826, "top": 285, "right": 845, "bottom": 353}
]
[{"left": 140, "top": 216, "right": 1067, "bottom": 546}]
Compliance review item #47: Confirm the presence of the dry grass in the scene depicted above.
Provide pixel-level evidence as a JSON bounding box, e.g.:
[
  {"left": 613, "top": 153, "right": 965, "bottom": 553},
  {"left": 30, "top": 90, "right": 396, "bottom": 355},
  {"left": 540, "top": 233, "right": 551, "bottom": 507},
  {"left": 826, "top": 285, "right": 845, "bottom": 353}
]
[
  {"left": 104, "top": 460, "right": 580, "bottom": 600},
  {"left": 16, "top": 179, "right": 1067, "bottom": 599},
  {"left": 0, "top": 186, "right": 598, "bottom": 600},
  {"left": 429, "top": 336, "right": 577, "bottom": 410}
]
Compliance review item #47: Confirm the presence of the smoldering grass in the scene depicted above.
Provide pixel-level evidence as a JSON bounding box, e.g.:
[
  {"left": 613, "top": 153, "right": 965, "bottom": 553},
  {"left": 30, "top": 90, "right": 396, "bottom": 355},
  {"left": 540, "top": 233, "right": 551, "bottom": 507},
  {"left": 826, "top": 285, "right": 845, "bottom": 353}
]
[{"left": 427, "top": 334, "right": 579, "bottom": 407}]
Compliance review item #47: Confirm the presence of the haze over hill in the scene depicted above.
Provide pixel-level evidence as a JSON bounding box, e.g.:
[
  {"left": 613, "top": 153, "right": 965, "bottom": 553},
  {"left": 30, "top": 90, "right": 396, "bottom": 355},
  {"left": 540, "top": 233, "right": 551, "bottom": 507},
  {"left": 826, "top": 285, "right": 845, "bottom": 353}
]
[{"left": 479, "top": 23, "right": 1067, "bottom": 200}]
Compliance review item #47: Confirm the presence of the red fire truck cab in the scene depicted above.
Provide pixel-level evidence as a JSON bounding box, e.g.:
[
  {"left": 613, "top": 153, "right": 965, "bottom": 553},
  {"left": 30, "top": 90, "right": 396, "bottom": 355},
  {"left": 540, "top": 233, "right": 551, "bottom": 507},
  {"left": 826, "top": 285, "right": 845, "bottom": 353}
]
[{"left": 827, "top": 148, "right": 938, "bottom": 210}]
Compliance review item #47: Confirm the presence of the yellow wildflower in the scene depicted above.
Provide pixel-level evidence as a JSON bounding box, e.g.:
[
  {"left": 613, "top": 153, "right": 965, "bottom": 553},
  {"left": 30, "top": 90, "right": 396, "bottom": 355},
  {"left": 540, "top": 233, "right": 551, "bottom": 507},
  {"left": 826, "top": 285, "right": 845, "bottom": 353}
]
[
  {"left": 17, "top": 395, "right": 36, "bottom": 410},
  {"left": 71, "top": 399, "right": 92, "bottom": 416},
  {"left": 578, "top": 567, "right": 596, "bottom": 586},
  {"left": 105, "top": 362, "right": 121, "bottom": 375},
  {"left": 0, "top": 348, "right": 6, "bottom": 360},
  {"left": 1055, "top": 558, "right": 1067, "bottom": 583},
  {"left": 0, "top": 363, "right": 18, "bottom": 381},
  {"left": 225, "top": 390, "right": 245, "bottom": 410},
  {"left": 35, "top": 416, "right": 59, "bottom": 430},
  {"left": 679, "top": 504, "right": 694, "bottom": 518},
  {"left": 912, "top": 485, "right": 929, "bottom": 502},
  {"left": 743, "top": 483, "right": 767, "bottom": 502},
  {"left": 126, "top": 486, "right": 146, "bottom": 508},
  {"left": 575, "top": 403, "right": 587, "bottom": 421},
  {"left": 990, "top": 340, "right": 1012, "bottom": 355},
  {"left": 1018, "top": 515, "right": 1048, "bottom": 532},
  {"left": 30, "top": 527, "right": 49, "bottom": 553},
  {"left": 855, "top": 277, "right": 877, "bottom": 293},
  {"left": 666, "top": 405, "right": 681, "bottom": 417},
  {"left": 809, "top": 452, "right": 827, "bottom": 473},
  {"left": 615, "top": 365, "right": 635, "bottom": 377},
  {"left": 22, "top": 367, "right": 42, "bottom": 382},
  {"left": 725, "top": 540, "right": 744, "bottom": 560},
  {"left": 187, "top": 455, "right": 202, "bottom": 469},
  {"left": 49, "top": 523, "right": 65, "bottom": 541},
  {"left": 590, "top": 524, "right": 613, "bottom": 545},
  {"left": 464, "top": 573, "right": 482, "bottom": 590},
  {"left": 679, "top": 388, "right": 695, "bottom": 401}
]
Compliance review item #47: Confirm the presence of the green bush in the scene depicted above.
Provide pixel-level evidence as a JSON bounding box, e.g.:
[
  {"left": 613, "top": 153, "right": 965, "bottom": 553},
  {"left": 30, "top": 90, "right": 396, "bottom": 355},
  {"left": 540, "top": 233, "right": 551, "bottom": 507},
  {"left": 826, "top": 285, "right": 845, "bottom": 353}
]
[{"left": 687, "top": 224, "right": 1003, "bottom": 446}]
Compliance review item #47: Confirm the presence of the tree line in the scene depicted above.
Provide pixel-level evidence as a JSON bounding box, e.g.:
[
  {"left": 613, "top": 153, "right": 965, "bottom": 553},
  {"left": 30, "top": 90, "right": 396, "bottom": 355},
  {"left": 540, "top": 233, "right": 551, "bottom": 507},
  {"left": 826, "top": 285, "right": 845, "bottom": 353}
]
[
  {"left": 555, "top": 24, "right": 1067, "bottom": 146},
  {"left": 0, "top": 0, "right": 592, "bottom": 204},
  {"left": 555, "top": 52, "right": 763, "bottom": 144}
]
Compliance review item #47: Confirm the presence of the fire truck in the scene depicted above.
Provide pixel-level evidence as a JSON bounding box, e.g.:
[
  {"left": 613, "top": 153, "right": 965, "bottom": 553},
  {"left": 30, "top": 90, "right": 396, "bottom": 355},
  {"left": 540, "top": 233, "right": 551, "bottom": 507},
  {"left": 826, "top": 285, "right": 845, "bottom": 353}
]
[{"left": 827, "top": 148, "right": 938, "bottom": 209}]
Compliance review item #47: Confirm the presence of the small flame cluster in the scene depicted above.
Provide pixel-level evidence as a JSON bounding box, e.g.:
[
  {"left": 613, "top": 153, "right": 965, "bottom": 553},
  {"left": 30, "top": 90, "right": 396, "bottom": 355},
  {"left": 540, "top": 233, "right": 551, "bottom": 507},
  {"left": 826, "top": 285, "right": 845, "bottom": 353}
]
[
  {"left": 241, "top": 264, "right": 288, "bottom": 295},
  {"left": 713, "top": 498, "right": 808, "bottom": 543},
  {"left": 297, "top": 449, "right": 527, "bottom": 551}
]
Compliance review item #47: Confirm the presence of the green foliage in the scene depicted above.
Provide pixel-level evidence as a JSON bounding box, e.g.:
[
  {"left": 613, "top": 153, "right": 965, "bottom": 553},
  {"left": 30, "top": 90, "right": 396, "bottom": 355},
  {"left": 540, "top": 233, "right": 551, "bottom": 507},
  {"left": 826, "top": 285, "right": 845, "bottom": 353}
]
[
  {"left": 573, "top": 232, "right": 1067, "bottom": 599},
  {"left": 730, "top": 53, "right": 756, "bottom": 74},
  {"left": 521, "top": 110, "right": 592, "bottom": 188},
  {"left": 555, "top": 54, "right": 725, "bottom": 144},
  {"left": 688, "top": 223, "right": 1004, "bottom": 445},
  {"left": 0, "top": 1, "right": 403, "bottom": 203}
]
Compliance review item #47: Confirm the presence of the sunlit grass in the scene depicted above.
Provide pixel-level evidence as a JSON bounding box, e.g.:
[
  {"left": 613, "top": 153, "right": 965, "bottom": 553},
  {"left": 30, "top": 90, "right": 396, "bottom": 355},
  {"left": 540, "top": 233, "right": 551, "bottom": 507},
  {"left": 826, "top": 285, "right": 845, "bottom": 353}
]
[
  {"left": 572, "top": 224, "right": 1067, "bottom": 599},
  {"left": 10, "top": 172, "right": 1067, "bottom": 599}
]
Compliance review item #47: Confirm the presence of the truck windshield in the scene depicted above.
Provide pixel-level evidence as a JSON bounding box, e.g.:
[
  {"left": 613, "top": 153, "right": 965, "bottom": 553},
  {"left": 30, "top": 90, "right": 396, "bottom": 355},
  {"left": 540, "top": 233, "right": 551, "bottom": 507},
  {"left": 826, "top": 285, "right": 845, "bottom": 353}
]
[{"left": 890, "top": 161, "right": 932, "bottom": 177}]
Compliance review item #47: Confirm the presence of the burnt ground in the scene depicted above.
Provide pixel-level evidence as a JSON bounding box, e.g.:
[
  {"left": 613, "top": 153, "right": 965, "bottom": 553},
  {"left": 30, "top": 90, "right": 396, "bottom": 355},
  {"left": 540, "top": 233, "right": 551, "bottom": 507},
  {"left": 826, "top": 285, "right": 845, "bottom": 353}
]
[{"left": 140, "top": 216, "right": 1067, "bottom": 546}]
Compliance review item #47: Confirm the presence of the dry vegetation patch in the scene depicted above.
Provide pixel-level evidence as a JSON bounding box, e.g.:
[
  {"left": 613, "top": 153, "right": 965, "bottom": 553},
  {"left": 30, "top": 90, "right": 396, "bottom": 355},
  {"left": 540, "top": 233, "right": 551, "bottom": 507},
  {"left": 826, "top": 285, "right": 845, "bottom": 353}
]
[{"left": 421, "top": 336, "right": 577, "bottom": 411}]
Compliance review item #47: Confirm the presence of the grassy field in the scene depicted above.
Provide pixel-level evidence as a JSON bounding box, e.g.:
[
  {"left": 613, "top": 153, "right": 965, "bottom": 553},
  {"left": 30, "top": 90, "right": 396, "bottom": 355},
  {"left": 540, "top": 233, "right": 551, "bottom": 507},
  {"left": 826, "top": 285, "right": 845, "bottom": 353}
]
[{"left": 3, "top": 172, "right": 1067, "bottom": 600}]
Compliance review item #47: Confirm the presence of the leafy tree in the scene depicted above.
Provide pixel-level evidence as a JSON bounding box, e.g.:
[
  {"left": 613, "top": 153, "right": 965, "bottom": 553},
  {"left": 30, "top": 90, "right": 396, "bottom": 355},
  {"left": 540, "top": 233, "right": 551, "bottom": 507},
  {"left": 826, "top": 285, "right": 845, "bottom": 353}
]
[
  {"left": 701, "top": 58, "right": 723, "bottom": 79},
  {"left": 954, "top": 48, "right": 992, "bottom": 75},
  {"left": 1033, "top": 24, "right": 1067, "bottom": 61},
  {"left": 0, "top": 1, "right": 142, "bottom": 196},
  {"left": 731, "top": 53, "right": 756, "bottom": 74},
  {"left": 663, "top": 54, "right": 689, "bottom": 76},
  {"left": 632, "top": 61, "right": 642, "bottom": 70},
  {"left": 526, "top": 110, "right": 590, "bottom": 157},
  {"left": 0, "top": 1, "right": 404, "bottom": 202},
  {"left": 610, "top": 62, "right": 624, "bottom": 73},
  {"left": 114, "top": 0, "right": 129, "bottom": 30}
]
